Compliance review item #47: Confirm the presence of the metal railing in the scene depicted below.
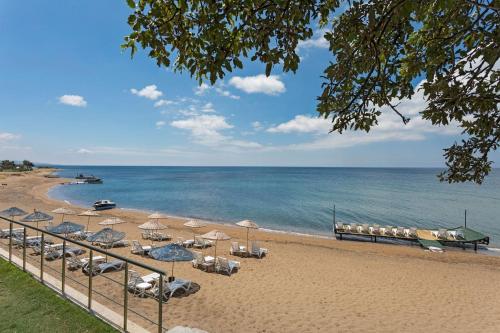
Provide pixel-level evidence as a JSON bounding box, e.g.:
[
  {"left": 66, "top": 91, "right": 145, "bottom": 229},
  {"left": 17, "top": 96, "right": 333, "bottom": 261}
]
[{"left": 0, "top": 215, "right": 167, "bottom": 333}]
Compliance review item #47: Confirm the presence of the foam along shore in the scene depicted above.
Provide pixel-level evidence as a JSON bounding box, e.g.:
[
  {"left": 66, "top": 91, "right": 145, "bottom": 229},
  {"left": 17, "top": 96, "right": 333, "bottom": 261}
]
[{"left": 2, "top": 169, "right": 500, "bottom": 332}]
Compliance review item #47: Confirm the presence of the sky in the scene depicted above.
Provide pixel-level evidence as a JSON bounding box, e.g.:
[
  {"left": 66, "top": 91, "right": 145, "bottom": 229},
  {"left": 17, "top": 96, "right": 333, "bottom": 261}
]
[{"left": 1, "top": 1, "right": 497, "bottom": 167}]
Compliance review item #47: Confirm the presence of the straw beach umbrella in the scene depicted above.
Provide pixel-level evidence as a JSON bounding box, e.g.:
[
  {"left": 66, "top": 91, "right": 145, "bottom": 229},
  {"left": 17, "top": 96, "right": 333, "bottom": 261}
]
[
  {"left": 0, "top": 207, "right": 27, "bottom": 221},
  {"left": 138, "top": 220, "right": 167, "bottom": 245},
  {"left": 87, "top": 228, "right": 125, "bottom": 244},
  {"left": 21, "top": 210, "right": 53, "bottom": 235},
  {"left": 149, "top": 243, "right": 194, "bottom": 279},
  {"left": 99, "top": 217, "right": 125, "bottom": 230},
  {"left": 236, "top": 220, "right": 259, "bottom": 253},
  {"left": 78, "top": 210, "right": 100, "bottom": 232},
  {"left": 87, "top": 227, "right": 125, "bottom": 259},
  {"left": 148, "top": 212, "right": 169, "bottom": 221},
  {"left": 47, "top": 221, "right": 84, "bottom": 238},
  {"left": 184, "top": 219, "right": 207, "bottom": 241},
  {"left": 52, "top": 207, "right": 76, "bottom": 223},
  {"left": 201, "top": 230, "right": 231, "bottom": 259}
]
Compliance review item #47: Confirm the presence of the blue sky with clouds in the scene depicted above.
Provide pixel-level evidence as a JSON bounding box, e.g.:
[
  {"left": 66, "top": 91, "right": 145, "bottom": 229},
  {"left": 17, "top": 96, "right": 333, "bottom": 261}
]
[{"left": 1, "top": 1, "right": 496, "bottom": 167}]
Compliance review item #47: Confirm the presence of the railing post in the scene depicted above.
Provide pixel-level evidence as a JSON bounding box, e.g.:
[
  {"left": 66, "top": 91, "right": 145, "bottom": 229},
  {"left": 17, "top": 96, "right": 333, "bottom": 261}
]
[
  {"left": 124, "top": 262, "right": 128, "bottom": 332},
  {"left": 158, "top": 274, "right": 163, "bottom": 333},
  {"left": 40, "top": 233, "right": 45, "bottom": 282},
  {"left": 62, "top": 240, "right": 66, "bottom": 295},
  {"left": 8, "top": 222, "right": 12, "bottom": 262},
  {"left": 23, "top": 227, "right": 26, "bottom": 271},
  {"left": 88, "top": 250, "right": 93, "bottom": 310}
]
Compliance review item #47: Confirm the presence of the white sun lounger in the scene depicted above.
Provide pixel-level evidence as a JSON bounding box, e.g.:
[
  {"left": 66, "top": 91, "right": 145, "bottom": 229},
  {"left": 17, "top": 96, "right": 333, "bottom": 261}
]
[{"left": 131, "top": 240, "right": 152, "bottom": 255}]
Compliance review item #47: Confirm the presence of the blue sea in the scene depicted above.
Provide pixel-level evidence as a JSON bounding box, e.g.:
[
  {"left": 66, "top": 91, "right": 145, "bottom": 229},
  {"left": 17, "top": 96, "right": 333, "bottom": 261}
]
[{"left": 48, "top": 166, "right": 500, "bottom": 244}]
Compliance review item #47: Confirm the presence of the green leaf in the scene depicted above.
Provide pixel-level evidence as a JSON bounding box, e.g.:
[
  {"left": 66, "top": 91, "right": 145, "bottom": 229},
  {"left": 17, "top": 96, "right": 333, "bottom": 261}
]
[{"left": 126, "top": 0, "right": 135, "bottom": 9}]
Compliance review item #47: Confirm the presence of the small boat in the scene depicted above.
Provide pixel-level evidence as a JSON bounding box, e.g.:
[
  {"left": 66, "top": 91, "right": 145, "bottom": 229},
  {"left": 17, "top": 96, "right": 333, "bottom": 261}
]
[
  {"left": 76, "top": 173, "right": 92, "bottom": 179},
  {"left": 93, "top": 200, "right": 116, "bottom": 211},
  {"left": 84, "top": 176, "right": 103, "bottom": 184}
]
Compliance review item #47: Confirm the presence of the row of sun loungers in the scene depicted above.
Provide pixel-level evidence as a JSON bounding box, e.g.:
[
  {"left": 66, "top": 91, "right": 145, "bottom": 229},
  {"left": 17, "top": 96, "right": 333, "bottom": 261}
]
[
  {"left": 67, "top": 253, "right": 106, "bottom": 271},
  {"left": 45, "top": 247, "right": 85, "bottom": 261},
  {"left": 230, "top": 241, "right": 268, "bottom": 258},
  {"left": 83, "top": 259, "right": 126, "bottom": 276},
  {"left": 337, "top": 223, "right": 468, "bottom": 241},
  {"left": 127, "top": 270, "right": 193, "bottom": 300},
  {"left": 336, "top": 223, "right": 418, "bottom": 238},
  {"left": 191, "top": 251, "right": 240, "bottom": 276},
  {"left": 95, "top": 240, "right": 130, "bottom": 249},
  {"left": 141, "top": 231, "right": 172, "bottom": 241},
  {"left": 0, "top": 227, "right": 24, "bottom": 238},
  {"left": 431, "top": 228, "right": 465, "bottom": 241}
]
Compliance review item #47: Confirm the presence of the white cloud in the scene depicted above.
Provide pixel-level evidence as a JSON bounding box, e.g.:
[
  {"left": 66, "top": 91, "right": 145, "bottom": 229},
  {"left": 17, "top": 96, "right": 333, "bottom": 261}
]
[
  {"left": 297, "top": 29, "right": 330, "bottom": 49},
  {"left": 252, "top": 121, "right": 263, "bottom": 131},
  {"left": 156, "top": 121, "right": 166, "bottom": 128},
  {"left": 215, "top": 87, "right": 240, "bottom": 99},
  {"left": 171, "top": 115, "right": 261, "bottom": 149},
  {"left": 154, "top": 99, "right": 174, "bottom": 107},
  {"left": 201, "top": 102, "right": 215, "bottom": 113},
  {"left": 171, "top": 115, "right": 232, "bottom": 145},
  {"left": 74, "top": 146, "right": 183, "bottom": 157},
  {"left": 267, "top": 115, "right": 331, "bottom": 134},
  {"left": 194, "top": 82, "right": 240, "bottom": 99},
  {"left": 267, "top": 80, "right": 461, "bottom": 151},
  {"left": 59, "top": 95, "right": 87, "bottom": 107},
  {"left": 194, "top": 83, "right": 211, "bottom": 96},
  {"left": 0, "top": 132, "right": 20, "bottom": 142},
  {"left": 130, "top": 85, "right": 163, "bottom": 100},
  {"left": 229, "top": 75, "right": 286, "bottom": 95}
]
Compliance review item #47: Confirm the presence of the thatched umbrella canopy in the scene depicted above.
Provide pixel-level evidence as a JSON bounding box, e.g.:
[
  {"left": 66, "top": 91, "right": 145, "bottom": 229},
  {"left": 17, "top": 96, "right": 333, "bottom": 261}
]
[
  {"left": 87, "top": 227, "right": 125, "bottom": 259},
  {"left": 183, "top": 219, "right": 207, "bottom": 241},
  {"left": 138, "top": 220, "right": 168, "bottom": 245},
  {"left": 21, "top": 210, "right": 53, "bottom": 233},
  {"left": 98, "top": 217, "right": 126, "bottom": 230},
  {"left": 87, "top": 227, "right": 125, "bottom": 243},
  {"left": 236, "top": 220, "right": 259, "bottom": 252},
  {"left": 52, "top": 207, "right": 76, "bottom": 223},
  {"left": 148, "top": 212, "right": 169, "bottom": 220},
  {"left": 0, "top": 207, "right": 27, "bottom": 220},
  {"left": 47, "top": 221, "right": 84, "bottom": 238},
  {"left": 201, "top": 230, "right": 231, "bottom": 259},
  {"left": 78, "top": 210, "right": 100, "bottom": 232}
]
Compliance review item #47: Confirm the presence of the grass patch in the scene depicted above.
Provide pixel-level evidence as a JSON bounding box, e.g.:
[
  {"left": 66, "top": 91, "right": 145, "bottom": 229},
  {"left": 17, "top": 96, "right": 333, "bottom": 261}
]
[{"left": 0, "top": 258, "right": 117, "bottom": 332}]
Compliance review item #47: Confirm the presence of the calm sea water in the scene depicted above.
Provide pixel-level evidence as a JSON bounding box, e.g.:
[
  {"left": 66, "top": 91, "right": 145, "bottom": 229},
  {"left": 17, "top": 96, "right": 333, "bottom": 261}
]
[{"left": 49, "top": 166, "right": 500, "bottom": 244}]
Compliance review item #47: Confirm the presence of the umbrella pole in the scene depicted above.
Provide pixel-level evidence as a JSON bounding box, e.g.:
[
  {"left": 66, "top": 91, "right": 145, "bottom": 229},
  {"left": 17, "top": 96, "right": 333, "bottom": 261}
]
[
  {"left": 214, "top": 240, "right": 218, "bottom": 260},
  {"left": 86, "top": 216, "right": 90, "bottom": 232},
  {"left": 61, "top": 213, "right": 65, "bottom": 223},
  {"left": 246, "top": 228, "right": 249, "bottom": 254}
]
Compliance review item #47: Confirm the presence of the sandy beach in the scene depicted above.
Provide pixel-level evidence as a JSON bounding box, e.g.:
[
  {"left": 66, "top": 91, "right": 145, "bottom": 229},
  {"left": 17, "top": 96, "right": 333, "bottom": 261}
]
[{"left": 2, "top": 169, "right": 500, "bottom": 332}]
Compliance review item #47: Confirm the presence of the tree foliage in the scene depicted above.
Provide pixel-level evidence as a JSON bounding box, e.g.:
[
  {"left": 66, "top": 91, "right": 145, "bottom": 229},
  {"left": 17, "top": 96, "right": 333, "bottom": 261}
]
[
  {"left": 123, "top": 0, "right": 499, "bottom": 183},
  {"left": 0, "top": 160, "right": 34, "bottom": 171}
]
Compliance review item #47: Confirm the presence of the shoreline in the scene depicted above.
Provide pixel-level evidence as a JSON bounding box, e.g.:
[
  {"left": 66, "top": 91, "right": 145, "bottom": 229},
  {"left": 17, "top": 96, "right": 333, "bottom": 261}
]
[
  {"left": 30, "top": 169, "right": 500, "bottom": 260},
  {"left": 47, "top": 176, "right": 500, "bottom": 251},
  {"left": 4, "top": 169, "right": 500, "bottom": 332}
]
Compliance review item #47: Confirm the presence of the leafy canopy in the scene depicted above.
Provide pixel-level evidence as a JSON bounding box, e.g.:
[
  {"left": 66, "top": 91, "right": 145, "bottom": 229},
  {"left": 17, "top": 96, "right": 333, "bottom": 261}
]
[{"left": 123, "top": 0, "right": 499, "bottom": 184}]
